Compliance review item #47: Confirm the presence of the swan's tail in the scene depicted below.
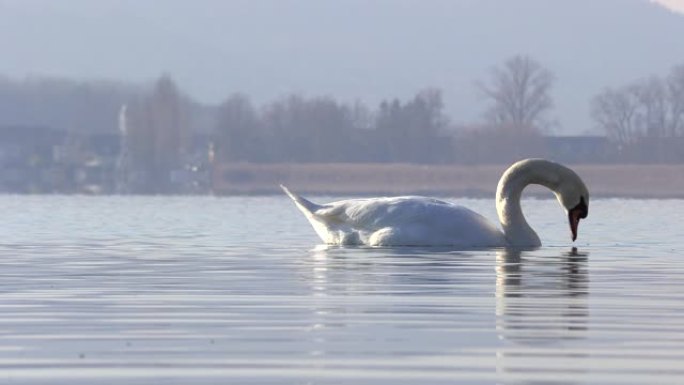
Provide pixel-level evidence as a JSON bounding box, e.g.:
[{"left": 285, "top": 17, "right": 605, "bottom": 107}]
[{"left": 280, "top": 185, "right": 321, "bottom": 216}]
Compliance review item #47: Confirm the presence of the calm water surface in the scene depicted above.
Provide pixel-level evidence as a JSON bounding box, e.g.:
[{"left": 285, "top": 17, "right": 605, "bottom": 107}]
[{"left": 1, "top": 195, "right": 684, "bottom": 384}]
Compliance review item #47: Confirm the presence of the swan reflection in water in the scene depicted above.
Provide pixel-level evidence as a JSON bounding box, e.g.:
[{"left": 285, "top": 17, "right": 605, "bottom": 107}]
[
  {"left": 300, "top": 245, "right": 482, "bottom": 357},
  {"left": 495, "top": 247, "right": 589, "bottom": 345},
  {"left": 300, "top": 245, "right": 589, "bottom": 374}
]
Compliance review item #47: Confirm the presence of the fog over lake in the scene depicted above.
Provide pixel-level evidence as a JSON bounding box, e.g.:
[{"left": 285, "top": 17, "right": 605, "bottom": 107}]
[{"left": 2, "top": 0, "right": 684, "bottom": 133}]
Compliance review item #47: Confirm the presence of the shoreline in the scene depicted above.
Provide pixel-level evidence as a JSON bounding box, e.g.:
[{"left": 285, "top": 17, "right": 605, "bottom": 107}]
[{"left": 211, "top": 163, "right": 684, "bottom": 199}]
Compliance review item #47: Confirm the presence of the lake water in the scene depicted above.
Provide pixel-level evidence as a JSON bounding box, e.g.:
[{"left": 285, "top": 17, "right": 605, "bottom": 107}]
[{"left": 1, "top": 195, "right": 684, "bottom": 384}]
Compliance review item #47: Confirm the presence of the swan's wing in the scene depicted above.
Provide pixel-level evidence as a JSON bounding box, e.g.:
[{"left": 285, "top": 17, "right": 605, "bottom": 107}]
[
  {"left": 282, "top": 186, "right": 504, "bottom": 246},
  {"left": 314, "top": 196, "right": 504, "bottom": 246},
  {"left": 281, "top": 186, "right": 374, "bottom": 243},
  {"left": 316, "top": 196, "right": 458, "bottom": 225}
]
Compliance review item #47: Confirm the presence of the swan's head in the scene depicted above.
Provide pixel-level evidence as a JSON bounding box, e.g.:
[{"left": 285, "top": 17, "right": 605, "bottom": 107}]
[
  {"left": 497, "top": 159, "right": 590, "bottom": 246},
  {"left": 553, "top": 169, "right": 589, "bottom": 242}
]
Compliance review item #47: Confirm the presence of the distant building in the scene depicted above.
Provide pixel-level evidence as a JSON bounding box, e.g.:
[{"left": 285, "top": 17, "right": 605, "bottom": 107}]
[
  {"left": 544, "top": 136, "right": 614, "bottom": 164},
  {"left": 170, "top": 134, "right": 213, "bottom": 194},
  {"left": 71, "top": 133, "right": 121, "bottom": 194},
  {"left": 618, "top": 137, "right": 684, "bottom": 164},
  {"left": 0, "top": 125, "right": 125, "bottom": 194},
  {"left": 0, "top": 126, "right": 67, "bottom": 193}
]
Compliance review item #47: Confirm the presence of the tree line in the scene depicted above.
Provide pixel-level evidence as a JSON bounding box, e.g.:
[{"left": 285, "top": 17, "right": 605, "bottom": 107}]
[
  {"left": 0, "top": 55, "right": 557, "bottom": 170},
  {"left": 3, "top": 55, "right": 684, "bottom": 178},
  {"left": 592, "top": 64, "right": 684, "bottom": 162},
  {"left": 214, "top": 88, "right": 453, "bottom": 164},
  {"left": 213, "top": 55, "right": 557, "bottom": 165}
]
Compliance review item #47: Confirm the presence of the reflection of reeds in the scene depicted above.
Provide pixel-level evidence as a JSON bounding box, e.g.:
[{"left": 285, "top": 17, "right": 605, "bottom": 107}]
[{"left": 213, "top": 162, "right": 684, "bottom": 198}]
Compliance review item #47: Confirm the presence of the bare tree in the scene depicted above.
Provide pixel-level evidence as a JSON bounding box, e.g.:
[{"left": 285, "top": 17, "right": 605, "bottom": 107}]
[
  {"left": 592, "top": 65, "right": 684, "bottom": 145},
  {"left": 375, "top": 88, "right": 449, "bottom": 163},
  {"left": 258, "top": 94, "right": 360, "bottom": 162},
  {"left": 479, "top": 55, "right": 555, "bottom": 132},
  {"left": 634, "top": 78, "right": 663, "bottom": 138},
  {"left": 215, "top": 93, "right": 259, "bottom": 162},
  {"left": 148, "top": 75, "right": 189, "bottom": 172},
  {"left": 126, "top": 75, "right": 190, "bottom": 193},
  {"left": 666, "top": 64, "right": 684, "bottom": 137},
  {"left": 592, "top": 85, "right": 641, "bottom": 145}
]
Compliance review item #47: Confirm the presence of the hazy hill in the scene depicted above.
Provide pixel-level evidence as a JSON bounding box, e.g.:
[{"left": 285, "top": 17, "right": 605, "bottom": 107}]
[{"left": 1, "top": 0, "right": 683, "bottom": 133}]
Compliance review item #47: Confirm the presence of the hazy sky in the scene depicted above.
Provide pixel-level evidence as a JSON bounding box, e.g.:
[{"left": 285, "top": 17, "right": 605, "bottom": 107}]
[
  {"left": 1, "top": 0, "right": 683, "bottom": 134},
  {"left": 652, "top": 0, "right": 684, "bottom": 13}
]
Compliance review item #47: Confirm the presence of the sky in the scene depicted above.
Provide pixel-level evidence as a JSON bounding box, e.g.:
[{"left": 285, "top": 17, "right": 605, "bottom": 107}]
[
  {"left": 652, "top": 0, "right": 684, "bottom": 13},
  {"left": 1, "top": 0, "right": 683, "bottom": 134}
]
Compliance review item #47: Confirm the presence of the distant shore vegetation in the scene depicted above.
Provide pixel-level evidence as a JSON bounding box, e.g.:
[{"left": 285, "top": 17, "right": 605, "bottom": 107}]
[{"left": 1, "top": 55, "right": 683, "bottom": 194}]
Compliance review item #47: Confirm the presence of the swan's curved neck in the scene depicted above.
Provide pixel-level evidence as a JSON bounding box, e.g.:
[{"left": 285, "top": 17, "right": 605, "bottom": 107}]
[{"left": 495, "top": 160, "right": 562, "bottom": 247}]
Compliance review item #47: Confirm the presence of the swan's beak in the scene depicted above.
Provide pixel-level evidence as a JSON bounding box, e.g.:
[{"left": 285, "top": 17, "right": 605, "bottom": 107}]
[
  {"left": 568, "top": 198, "right": 588, "bottom": 242},
  {"left": 569, "top": 209, "right": 581, "bottom": 241}
]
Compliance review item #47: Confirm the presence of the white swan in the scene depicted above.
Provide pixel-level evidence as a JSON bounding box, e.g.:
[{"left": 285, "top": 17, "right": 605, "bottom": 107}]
[{"left": 281, "top": 159, "right": 589, "bottom": 248}]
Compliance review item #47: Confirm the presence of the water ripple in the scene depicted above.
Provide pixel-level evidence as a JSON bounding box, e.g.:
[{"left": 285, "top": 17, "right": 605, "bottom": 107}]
[{"left": 0, "top": 196, "right": 683, "bottom": 384}]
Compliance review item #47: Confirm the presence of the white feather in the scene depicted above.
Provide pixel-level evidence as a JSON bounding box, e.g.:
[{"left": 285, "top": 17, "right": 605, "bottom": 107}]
[{"left": 282, "top": 159, "right": 589, "bottom": 248}]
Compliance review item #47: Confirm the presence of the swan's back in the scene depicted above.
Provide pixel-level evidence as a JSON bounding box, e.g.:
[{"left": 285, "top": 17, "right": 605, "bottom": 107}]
[{"left": 282, "top": 186, "right": 505, "bottom": 247}]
